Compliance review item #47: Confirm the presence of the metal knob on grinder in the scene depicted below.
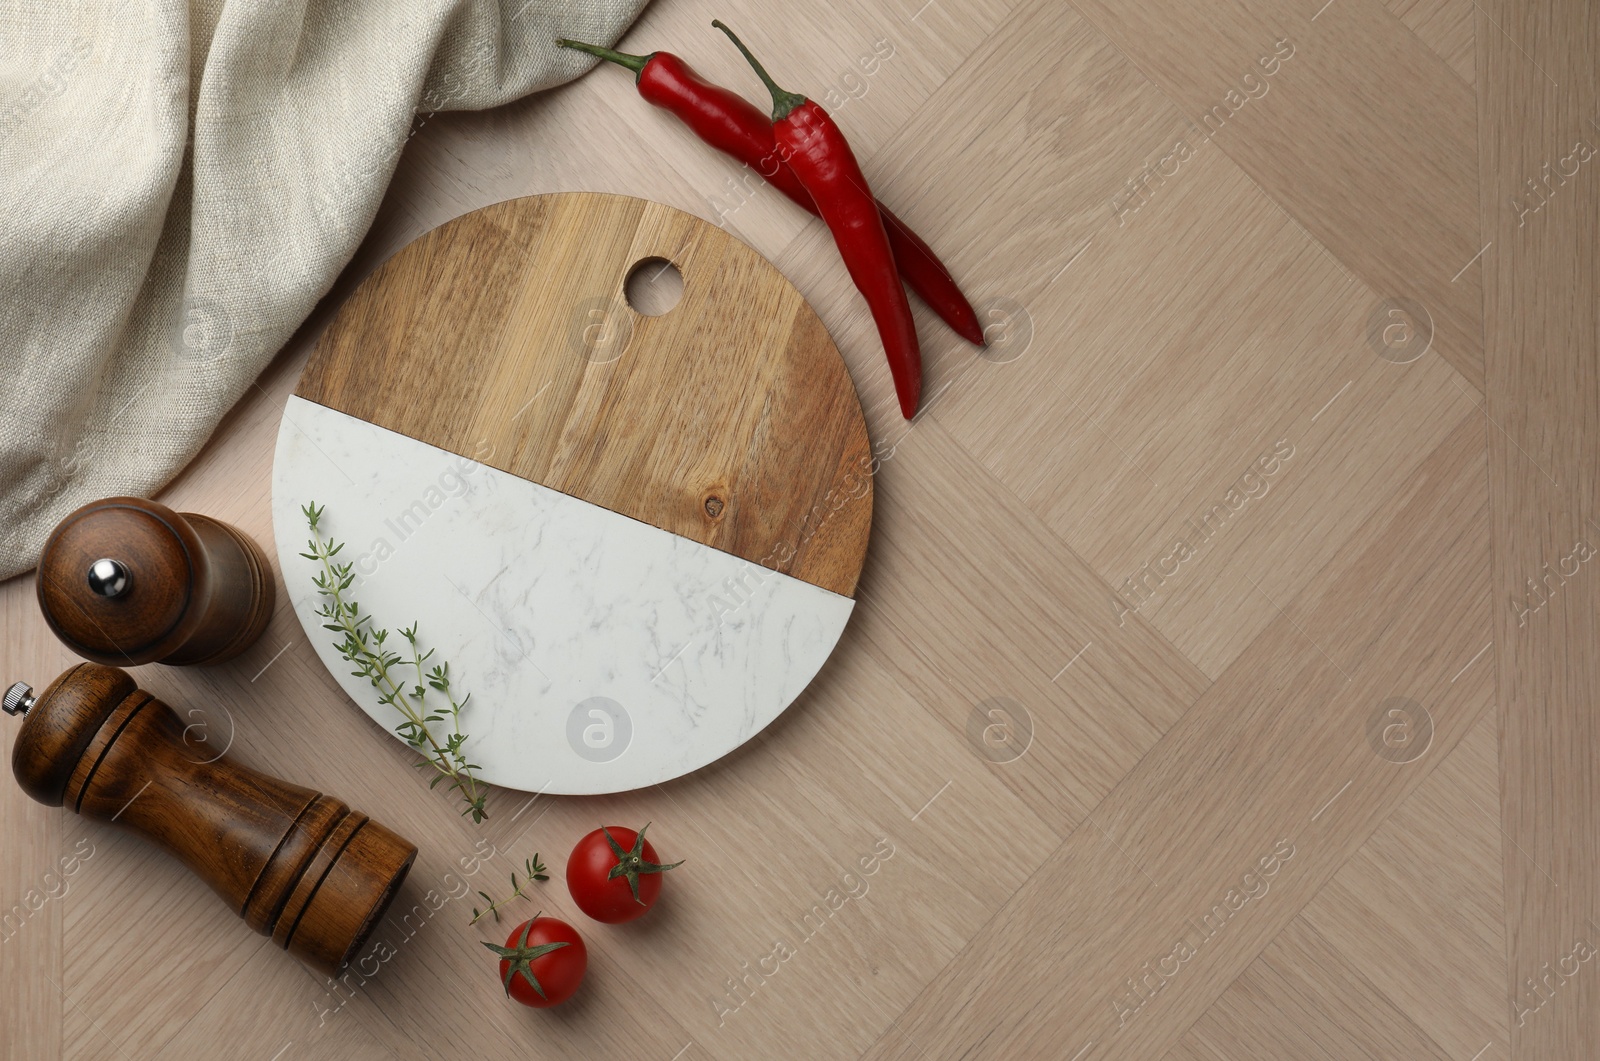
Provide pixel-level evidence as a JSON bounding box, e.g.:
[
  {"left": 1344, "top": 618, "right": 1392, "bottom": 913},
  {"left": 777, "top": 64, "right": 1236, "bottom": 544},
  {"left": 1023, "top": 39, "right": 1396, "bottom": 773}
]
[
  {"left": 6, "top": 663, "right": 417, "bottom": 976},
  {"left": 3, "top": 682, "right": 35, "bottom": 716},
  {"left": 35, "top": 497, "right": 274, "bottom": 667}
]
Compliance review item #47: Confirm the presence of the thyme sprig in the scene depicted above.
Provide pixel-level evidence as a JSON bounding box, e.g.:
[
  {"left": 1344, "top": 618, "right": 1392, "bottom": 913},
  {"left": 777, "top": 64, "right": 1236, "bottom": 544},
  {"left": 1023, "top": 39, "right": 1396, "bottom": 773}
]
[
  {"left": 300, "top": 502, "right": 488, "bottom": 823},
  {"left": 471, "top": 855, "right": 550, "bottom": 926}
]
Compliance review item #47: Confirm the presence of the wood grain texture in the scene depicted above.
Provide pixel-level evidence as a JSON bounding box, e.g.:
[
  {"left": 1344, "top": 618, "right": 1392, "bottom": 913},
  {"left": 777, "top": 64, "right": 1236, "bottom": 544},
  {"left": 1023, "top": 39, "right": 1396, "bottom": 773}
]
[
  {"left": 1385, "top": 0, "right": 1475, "bottom": 85},
  {"left": 6, "top": 0, "right": 1592, "bottom": 1056},
  {"left": 12, "top": 664, "right": 416, "bottom": 977},
  {"left": 1480, "top": 0, "right": 1600, "bottom": 1057},
  {"left": 860, "top": 414, "right": 1491, "bottom": 1060},
  {"left": 0, "top": 597, "right": 68, "bottom": 1061},
  {"left": 1300, "top": 712, "right": 1507, "bottom": 1059},
  {"left": 777, "top": 0, "right": 1478, "bottom": 678},
  {"left": 296, "top": 191, "right": 872, "bottom": 598},
  {"left": 1171, "top": 918, "right": 1456, "bottom": 1060},
  {"left": 853, "top": 418, "right": 1211, "bottom": 827},
  {"left": 151, "top": 941, "right": 410, "bottom": 1061},
  {"left": 34, "top": 499, "right": 274, "bottom": 668},
  {"left": 1067, "top": 0, "right": 1484, "bottom": 390}
]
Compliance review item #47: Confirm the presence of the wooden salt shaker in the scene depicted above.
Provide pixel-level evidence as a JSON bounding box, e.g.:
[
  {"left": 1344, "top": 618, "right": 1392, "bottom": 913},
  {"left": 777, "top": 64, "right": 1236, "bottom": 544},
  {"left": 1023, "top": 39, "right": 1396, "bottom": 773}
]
[
  {"left": 36, "top": 497, "right": 274, "bottom": 667},
  {"left": 3, "top": 663, "right": 417, "bottom": 976}
]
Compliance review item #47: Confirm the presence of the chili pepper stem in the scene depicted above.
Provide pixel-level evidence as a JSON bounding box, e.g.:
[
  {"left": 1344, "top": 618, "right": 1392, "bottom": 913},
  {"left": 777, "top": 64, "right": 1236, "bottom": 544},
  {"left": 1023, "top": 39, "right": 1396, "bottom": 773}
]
[
  {"left": 557, "top": 38, "right": 651, "bottom": 77},
  {"left": 711, "top": 20, "right": 807, "bottom": 121}
]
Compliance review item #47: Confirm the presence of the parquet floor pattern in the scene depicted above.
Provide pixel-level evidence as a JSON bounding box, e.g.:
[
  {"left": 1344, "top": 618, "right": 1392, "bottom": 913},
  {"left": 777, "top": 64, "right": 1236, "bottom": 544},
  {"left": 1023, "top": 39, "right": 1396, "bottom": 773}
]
[{"left": 3, "top": 0, "right": 1594, "bottom": 1057}]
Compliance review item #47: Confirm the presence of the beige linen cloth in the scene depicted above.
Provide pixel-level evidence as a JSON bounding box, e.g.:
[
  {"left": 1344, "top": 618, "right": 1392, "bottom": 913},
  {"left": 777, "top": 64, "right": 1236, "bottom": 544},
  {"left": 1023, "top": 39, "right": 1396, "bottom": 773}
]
[{"left": 0, "top": 0, "right": 647, "bottom": 581}]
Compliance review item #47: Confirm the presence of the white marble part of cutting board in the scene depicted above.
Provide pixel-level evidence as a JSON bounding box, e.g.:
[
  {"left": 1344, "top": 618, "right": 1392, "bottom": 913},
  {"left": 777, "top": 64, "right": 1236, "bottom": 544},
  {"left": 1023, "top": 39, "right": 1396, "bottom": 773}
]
[{"left": 271, "top": 396, "right": 855, "bottom": 795}]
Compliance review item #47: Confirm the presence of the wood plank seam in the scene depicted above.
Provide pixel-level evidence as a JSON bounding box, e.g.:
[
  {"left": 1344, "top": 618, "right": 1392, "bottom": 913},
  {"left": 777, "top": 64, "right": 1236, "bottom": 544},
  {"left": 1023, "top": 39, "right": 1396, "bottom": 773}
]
[
  {"left": 1061, "top": 0, "right": 1483, "bottom": 390},
  {"left": 1163, "top": 718, "right": 1502, "bottom": 1060},
  {"left": 856, "top": 408, "right": 1489, "bottom": 1058},
  {"left": 1381, "top": 0, "right": 1476, "bottom": 93}
]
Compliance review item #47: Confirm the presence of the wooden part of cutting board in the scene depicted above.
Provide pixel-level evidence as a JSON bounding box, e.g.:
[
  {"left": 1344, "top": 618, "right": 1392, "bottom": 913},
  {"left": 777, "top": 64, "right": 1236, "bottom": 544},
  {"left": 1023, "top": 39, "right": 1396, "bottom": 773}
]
[{"left": 296, "top": 192, "right": 872, "bottom": 598}]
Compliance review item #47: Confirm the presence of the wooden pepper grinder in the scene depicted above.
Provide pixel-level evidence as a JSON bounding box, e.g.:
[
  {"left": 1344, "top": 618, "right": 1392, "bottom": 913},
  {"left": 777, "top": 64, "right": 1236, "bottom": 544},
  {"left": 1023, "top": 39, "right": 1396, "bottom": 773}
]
[
  {"left": 3, "top": 663, "right": 417, "bottom": 976},
  {"left": 35, "top": 496, "right": 275, "bottom": 667}
]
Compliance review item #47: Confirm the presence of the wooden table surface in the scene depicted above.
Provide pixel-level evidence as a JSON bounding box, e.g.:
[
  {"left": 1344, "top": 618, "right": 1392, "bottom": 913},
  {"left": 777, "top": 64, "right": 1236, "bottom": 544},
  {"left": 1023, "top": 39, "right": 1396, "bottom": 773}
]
[{"left": 2, "top": 1, "right": 1594, "bottom": 1058}]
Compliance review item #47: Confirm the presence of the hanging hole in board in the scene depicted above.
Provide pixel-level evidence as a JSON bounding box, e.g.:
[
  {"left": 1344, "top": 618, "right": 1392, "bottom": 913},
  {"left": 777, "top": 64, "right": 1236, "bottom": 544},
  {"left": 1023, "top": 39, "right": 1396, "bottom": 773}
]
[{"left": 624, "top": 257, "right": 685, "bottom": 317}]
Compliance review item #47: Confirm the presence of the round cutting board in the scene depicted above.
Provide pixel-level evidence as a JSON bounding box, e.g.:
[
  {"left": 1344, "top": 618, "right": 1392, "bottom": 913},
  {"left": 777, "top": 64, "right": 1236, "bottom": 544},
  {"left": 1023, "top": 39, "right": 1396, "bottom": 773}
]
[{"left": 271, "top": 192, "right": 871, "bottom": 795}]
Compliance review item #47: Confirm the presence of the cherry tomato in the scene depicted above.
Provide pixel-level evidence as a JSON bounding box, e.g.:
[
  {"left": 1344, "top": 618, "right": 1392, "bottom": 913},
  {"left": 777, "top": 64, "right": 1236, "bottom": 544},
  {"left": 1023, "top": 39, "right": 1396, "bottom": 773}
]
[
  {"left": 483, "top": 915, "right": 586, "bottom": 1007},
  {"left": 566, "top": 823, "right": 683, "bottom": 923}
]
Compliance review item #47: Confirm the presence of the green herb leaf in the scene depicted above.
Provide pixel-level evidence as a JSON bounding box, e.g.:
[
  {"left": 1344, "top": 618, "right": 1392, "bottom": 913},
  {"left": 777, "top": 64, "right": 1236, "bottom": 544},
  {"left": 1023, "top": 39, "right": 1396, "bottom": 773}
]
[{"left": 300, "top": 502, "right": 488, "bottom": 823}]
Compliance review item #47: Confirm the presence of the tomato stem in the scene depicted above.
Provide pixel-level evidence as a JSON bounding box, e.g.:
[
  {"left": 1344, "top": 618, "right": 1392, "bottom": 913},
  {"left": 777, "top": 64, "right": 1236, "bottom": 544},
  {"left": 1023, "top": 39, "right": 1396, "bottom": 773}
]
[
  {"left": 482, "top": 915, "right": 570, "bottom": 999},
  {"left": 603, "top": 823, "right": 685, "bottom": 904}
]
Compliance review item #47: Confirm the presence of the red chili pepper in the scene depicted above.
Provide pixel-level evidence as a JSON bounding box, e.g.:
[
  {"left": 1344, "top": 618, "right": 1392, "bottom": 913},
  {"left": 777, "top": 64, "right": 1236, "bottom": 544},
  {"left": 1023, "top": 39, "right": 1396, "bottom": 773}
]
[
  {"left": 709, "top": 21, "right": 923, "bottom": 418},
  {"left": 558, "top": 38, "right": 985, "bottom": 352}
]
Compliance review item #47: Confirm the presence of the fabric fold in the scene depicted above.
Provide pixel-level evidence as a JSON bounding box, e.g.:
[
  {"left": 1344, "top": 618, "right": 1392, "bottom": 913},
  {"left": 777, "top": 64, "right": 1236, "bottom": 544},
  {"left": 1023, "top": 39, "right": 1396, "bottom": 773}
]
[{"left": 0, "top": 0, "right": 649, "bottom": 579}]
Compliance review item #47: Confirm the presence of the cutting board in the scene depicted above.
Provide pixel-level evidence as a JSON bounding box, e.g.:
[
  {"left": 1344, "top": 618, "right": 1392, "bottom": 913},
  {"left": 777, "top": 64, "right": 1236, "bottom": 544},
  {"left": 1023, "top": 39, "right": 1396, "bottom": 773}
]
[{"left": 271, "top": 192, "right": 872, "bottom": 795}]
